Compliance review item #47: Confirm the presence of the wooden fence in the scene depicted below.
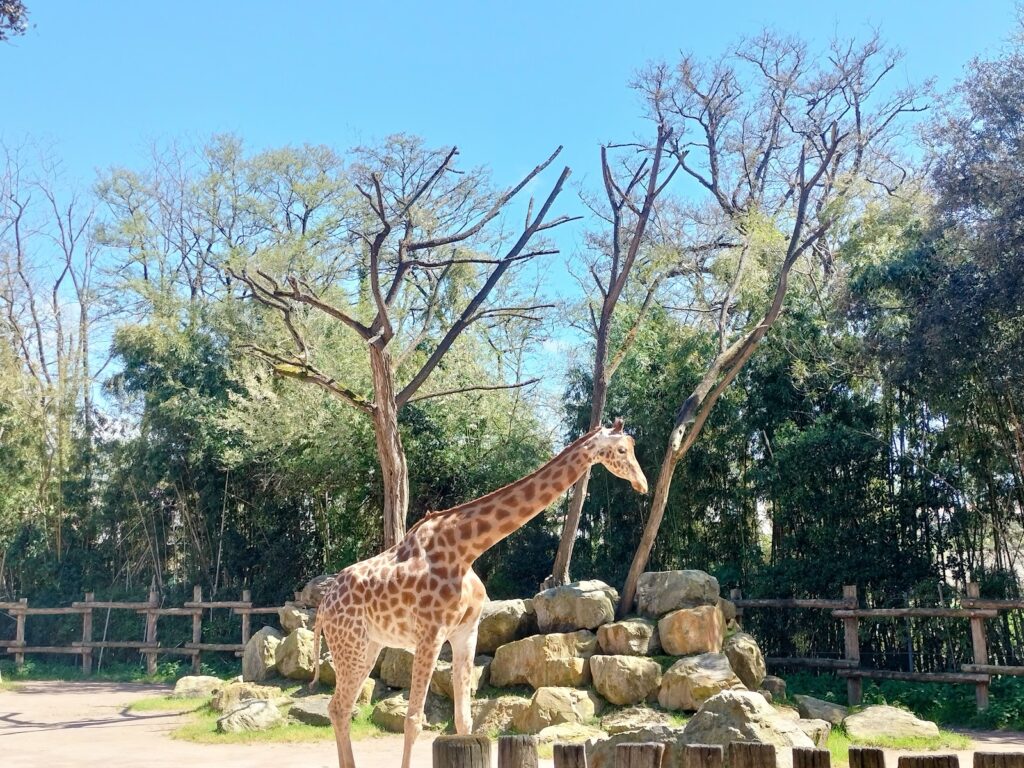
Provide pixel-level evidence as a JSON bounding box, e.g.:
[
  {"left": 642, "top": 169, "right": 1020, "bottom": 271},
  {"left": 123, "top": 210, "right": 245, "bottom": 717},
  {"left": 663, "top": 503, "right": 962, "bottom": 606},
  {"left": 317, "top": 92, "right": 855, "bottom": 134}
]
[
  {"left": 434, "top": 736, "right": 1024, "bottom": 768},
  {"left": 0, "top": 585, "right": 290, "bottom": 674},
  {"left": 730, "top": 582, "right": 1024, "bottom": 711}
]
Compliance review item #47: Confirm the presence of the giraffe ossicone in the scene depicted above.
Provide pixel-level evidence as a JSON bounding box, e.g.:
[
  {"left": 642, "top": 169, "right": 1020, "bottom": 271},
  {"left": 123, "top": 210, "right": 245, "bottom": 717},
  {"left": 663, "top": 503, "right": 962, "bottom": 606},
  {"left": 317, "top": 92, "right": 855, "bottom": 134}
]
[{"left": 311, "top": 418, "right": 648, "bottom": 768}]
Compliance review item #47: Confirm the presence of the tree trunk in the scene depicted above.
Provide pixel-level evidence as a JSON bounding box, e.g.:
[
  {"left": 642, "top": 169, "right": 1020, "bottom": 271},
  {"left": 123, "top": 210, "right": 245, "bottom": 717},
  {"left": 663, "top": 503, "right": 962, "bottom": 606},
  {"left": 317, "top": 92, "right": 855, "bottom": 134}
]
[{"left": 369, "top": 344, "right": 408, "bottom": 549}]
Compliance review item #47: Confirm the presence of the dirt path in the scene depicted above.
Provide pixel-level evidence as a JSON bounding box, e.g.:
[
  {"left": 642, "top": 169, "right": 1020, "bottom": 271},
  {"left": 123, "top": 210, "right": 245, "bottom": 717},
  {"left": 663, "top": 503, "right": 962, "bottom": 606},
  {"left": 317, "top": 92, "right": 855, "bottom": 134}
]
[{"left": 2, "top": 680, "right": 1023, "bottom": 767}]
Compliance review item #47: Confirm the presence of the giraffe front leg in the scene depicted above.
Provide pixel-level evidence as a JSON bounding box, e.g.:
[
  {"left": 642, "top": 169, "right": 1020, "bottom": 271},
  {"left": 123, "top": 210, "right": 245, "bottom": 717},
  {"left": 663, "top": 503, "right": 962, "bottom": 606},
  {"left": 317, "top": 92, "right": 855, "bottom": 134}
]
[
  {"left": 402, "top": 632, "right": 446, "bottom": 768},
  {"left": 326, "top": 629, "right": 381, "bottom": 768},
  {"left": 449, "top": 618, "right": 480, "bottom": 735}
]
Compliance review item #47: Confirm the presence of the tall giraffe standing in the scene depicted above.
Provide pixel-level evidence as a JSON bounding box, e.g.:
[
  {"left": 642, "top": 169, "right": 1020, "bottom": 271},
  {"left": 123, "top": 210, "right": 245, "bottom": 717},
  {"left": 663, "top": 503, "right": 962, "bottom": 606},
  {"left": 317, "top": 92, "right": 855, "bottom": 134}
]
[{"left": 310, "top": 419, "right": 648, "bottom": 768}]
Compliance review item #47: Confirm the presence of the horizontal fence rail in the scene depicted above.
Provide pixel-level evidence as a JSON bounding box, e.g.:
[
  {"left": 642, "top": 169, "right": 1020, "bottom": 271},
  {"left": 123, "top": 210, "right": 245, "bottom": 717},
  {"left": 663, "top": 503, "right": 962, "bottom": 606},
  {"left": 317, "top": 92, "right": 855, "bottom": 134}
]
[{"left": 730, "top": 582, "right": 1024, "bottom": 711}]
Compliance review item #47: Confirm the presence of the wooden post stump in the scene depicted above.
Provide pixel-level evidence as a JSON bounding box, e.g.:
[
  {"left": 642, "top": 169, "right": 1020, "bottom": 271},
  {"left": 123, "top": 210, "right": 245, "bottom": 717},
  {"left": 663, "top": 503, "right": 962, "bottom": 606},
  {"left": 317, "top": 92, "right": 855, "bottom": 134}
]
[
  {"left": 433, "top": 735, "right": 491, "bottom": 767},
  {"left": 849, "top": 748, "right": 885, "bottom": 768},
  {"left": 554, "top": 742, "right": 588, "bottom": 768},
  {"left": 683, "top": 744, "right": 724, "bottom": 768},
  {"left": 240, "top": 589, "right": 252, "bottom": 645},
  {"left": 730, "top": 588, "right": 744, "bottom": 629},
  {"left": 498, "top": 735, "right": 537, "bottom": 768},
  {"left": 897, "top": 756, "right": 959, "bottom": 768},
  {"left": 794, "top": 748, "right": 830, "bottom": 768},
  {"left": 730, "top": 742, "right": 776, "bottom": 768},
  {"left": 14, "top": 598, "right": 27, "bottom": 667},
  {"left": 975, "top": 753, "right": 1024, "bottom": 768},
  {"left": 81, "top": 591, "right": 94, "bottom": 675},
  {"left": 615, "top": 742, "right": 665, "bottom": 768},
  {"left": 843, "top": 585, "right": 862, "bottom": 705},
  {"left": 967, "top": 583, "right": 991, "bottom": 711},
  {"left": 191, "top": 585, "right": 203, "bottom": 674},
  {"left": 145, "top": 584, "right": 159, "bottom": 675}
]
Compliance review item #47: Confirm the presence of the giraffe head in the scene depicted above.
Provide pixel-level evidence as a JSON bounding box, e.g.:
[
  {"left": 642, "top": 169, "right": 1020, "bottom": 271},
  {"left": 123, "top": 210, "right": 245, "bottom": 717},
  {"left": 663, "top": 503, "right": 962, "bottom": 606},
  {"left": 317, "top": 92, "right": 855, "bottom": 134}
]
[{"left": 590, "top": 417, "right": 648, "bottom": 494}]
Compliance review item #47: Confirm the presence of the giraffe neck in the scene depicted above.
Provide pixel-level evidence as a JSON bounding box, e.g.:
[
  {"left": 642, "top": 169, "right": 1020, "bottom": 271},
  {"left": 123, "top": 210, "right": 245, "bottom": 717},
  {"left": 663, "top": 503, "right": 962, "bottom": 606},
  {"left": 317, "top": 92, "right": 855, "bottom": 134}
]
[{"left": 447, "top": 434, "right": 598, "bottom": 565}]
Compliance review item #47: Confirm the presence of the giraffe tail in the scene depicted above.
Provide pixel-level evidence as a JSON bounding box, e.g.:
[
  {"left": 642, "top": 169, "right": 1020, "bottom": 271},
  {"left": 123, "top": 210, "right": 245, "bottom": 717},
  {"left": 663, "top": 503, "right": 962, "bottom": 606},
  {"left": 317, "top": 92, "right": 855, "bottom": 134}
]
[{"left": 308, "top": 608, "right": 324, "bottom": 691}]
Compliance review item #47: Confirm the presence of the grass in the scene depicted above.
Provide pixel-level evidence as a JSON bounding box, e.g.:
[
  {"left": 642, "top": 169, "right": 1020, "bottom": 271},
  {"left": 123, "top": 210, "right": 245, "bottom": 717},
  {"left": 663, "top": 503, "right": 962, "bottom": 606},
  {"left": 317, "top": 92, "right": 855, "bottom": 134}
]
[
  {"left": 0, "top": 657, "right": 236, "bottom": 685},
  {"left": 0, "top": 678, "right": 23, "bottom": 692},
  {"left": 128, "top": 694, "right": 210, "bottom": 712},
  {"left": 827, "top": 726, "right": 973, "bottom": 767}
]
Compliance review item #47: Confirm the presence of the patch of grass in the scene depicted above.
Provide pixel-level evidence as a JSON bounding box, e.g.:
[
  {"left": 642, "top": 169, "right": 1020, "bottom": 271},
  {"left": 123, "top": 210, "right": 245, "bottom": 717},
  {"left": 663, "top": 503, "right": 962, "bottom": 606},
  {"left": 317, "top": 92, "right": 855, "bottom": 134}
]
[
  {"left": 667, "top": 712, "right": 689, "bottom": 727},
  {"left": 128, "top": 695, "right": 210, "bottom": 712},
  {"left": 827, "top": 725, "right": 971, "bottom": 766},
  {"left": 0, "top": 678, "right": 23, "bottom": 692},
  {"left": 167, "top": 700, "right": 386, "bottom": 744}
]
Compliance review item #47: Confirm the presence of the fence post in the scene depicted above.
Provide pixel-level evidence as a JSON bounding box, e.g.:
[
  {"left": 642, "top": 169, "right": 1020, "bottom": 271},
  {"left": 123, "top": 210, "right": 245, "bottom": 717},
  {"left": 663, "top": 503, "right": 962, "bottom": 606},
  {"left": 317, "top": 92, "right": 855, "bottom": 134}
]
[
  {"left": 498, "top": 735, "right": 537, "bottom": 768},
  {"left": 144, "top": 583, "right": 159, "bottom": 675},
  {"left": 730, "top": 588, "right": 743, "bottom": 630},
  {"left": 191, "top": 585, "right": 203, "bottom": 674},
  {"left": 897, "top": 755, "right": 959, "bottom": 768},
  {"left": 553, "top": 743, "right": 588, "bottom": 768},
  {"left": 240, "top": 589, "right": 252, "bottom": 646},
  {"left": 842, "top": 585, "right": 862, "bottom": 705},
  {"left": 849, "top": 747, "right": 886, "bottom": 768},
  {"left": 14, "top": 597, "right": 27, "bottom": 667},
  {"left": 81, "top": 591, "right": 94, "bottom": 675},
  {"left": 433, "top": 735, "right": 491, "bottom": 767},
  {"left": 975, "top": 753, "right": 1024, "bottom": 768},
  {"left": 793, "top": 747, "right": 831, "bottom": 768},
  {"left": 615, "top": 743, "right": 665, "bottom": 768},
  {"left": 967, "top": 582, "right": 990, "bottom": 711},
  {"left": 682, "top": 744, "right": 724, "bottom": 768},
  {"left": 729, "top": 742, "right": 775, "bottom": 768}
]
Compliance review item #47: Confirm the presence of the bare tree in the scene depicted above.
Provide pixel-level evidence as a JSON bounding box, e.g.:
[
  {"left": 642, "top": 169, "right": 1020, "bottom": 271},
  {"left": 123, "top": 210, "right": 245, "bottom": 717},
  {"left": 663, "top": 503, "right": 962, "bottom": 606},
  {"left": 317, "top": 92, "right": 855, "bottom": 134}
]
[
  {"left": 618, "top": 32, "right": 927, "bottom": 616},
  {"left": 233, "top": 139, "right": 574, "bottom": 549},
  {"left": 0, "top": 0, "right": 28, "bottom": 41}
]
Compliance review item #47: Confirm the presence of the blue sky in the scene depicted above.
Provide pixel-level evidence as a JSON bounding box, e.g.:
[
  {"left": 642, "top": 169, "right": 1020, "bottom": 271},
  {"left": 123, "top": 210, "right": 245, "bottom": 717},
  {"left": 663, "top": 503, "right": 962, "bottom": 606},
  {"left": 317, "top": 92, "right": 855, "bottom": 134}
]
[{"left": 6, "top": 1, "right": 1016, "bottom": 199}]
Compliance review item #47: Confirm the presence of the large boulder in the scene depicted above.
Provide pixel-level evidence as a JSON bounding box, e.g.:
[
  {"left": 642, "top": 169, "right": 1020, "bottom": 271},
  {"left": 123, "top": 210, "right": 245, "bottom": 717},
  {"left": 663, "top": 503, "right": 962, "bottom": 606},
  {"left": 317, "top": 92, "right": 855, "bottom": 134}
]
[
  {"left": 318, "top": 654, "right": 336, "bottom": 687},
  {"left": 278, "top": 603, "right": 316, "bottom": 633},
  {"left": 533, "top": 580, "right": 617, "bottom": 633},
  {"left": 762, "top": 675, "right": 787, "bottom": 700},
  {"left": 289, "top": 695, "right": 333, "bottom": 726},
  {"left": 356, "top": 677, "right": 388, "bottom": 706},
  {"left": 658, "top": 653, "right": 744, "bottom": 711},
  {"left": 843, "top": 705, "right": 940, "bottom": 740},
  {"left": 536, "top": 722, "right": 605, "bottom": 744},
  {"left": 635, "top": 570, "right": 719, "bottom": 618},
  {"left": 596, "top": 618, "right": 661, "bottom": 656},
  {"left": 211, "top": 681, "right": 286, "bottom": 713},
  {"left": 489, "top": 630, "right": 598, "bottom": 689},
  {"left": 724, "top": 632, "right": 766, "bottom": 690},
  {"left": 794, "top": 695, "right": 848, "bottom": 726},
  {"left": 172, "top": 675, "right": 223, "bottom": 698},
  {"left": 658, "top": 604, "right": 725, "bottom": 656},
  {"left": 430, "top": 656, "right": 491, "bottom": 699},
  {"left": 216, "top": 700, "right": 283, "bottom": 732},
  {"left": 275, "top": 628, "right": 317, "bottom": 680},
  {"left": 380, "top": 647, "right": 416, "bottom": 689},
  {"left": 470, "top": 695, "right": 532, "bottom": 735},
  {"left": 589, "top": 655, "right": 662, "bottom": 706},
  {"left": 682, "top": 690, "right": 816, "bottom": 750},
  {"left": 601, "top": 705, "right": 673, "bottom": 734},
  {"left": 476, "top": 599, "right": 536, "bottom": 654},
  {"left": 797, "top": 718, "right": 832, "bottom": 748},
  {"left": 587, "top": 725, "right": 689, "bottom": 768},
  {"left": 242, "top": 626, "right": 283, "bottom": 682},
  {"left": 298, "top": 574, "right": 337, "bottom": 608},
  {"left": 513, "top": 686, "right": 605, "bottom": 734},
  {"left": 370, "top": 691, "right": 452, "bottom": 733}
]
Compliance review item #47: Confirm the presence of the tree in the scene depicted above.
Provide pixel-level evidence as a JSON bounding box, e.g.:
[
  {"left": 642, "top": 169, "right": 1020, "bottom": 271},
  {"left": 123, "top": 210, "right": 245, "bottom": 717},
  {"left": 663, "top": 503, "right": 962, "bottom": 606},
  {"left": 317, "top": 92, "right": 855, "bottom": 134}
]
[
  {"left": 619, "top": 31, "right": 926, "bottom": 616},
  {"left": 1, "top": 0, "right": 28, "bottom": 41},
  {"left": 234, "top": 138, "right": 573, "bottom": 549}
]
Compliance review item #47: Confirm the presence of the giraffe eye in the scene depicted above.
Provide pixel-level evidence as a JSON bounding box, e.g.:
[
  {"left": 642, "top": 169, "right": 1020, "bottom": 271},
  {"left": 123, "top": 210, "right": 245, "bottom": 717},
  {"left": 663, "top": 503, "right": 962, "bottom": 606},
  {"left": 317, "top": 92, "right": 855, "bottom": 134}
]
[{"left": 617, "top": 447, "right": 627, "bottom": 454}]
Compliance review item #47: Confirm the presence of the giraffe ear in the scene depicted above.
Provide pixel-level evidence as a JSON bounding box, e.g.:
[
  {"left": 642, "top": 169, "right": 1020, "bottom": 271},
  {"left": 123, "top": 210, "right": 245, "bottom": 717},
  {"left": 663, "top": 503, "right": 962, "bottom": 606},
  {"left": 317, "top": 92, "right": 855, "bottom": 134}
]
[{"left": 611, "top": 417, "right": 624, "bottom": 433}]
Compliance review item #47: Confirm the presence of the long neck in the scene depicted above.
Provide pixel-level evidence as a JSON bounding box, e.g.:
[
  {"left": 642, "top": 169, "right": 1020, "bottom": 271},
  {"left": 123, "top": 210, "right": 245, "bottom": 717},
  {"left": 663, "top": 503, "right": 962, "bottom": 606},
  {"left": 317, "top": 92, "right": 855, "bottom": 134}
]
[{"left": 450, "top": 436, "right": 597, "bottom": 564}]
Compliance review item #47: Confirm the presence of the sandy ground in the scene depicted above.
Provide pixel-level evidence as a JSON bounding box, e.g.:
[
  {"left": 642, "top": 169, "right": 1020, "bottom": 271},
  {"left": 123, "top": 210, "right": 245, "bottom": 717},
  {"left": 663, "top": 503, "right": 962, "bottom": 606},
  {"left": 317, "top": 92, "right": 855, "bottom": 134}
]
[{"left": 2, "top": 680, "right": 1024, "bottom": 768}]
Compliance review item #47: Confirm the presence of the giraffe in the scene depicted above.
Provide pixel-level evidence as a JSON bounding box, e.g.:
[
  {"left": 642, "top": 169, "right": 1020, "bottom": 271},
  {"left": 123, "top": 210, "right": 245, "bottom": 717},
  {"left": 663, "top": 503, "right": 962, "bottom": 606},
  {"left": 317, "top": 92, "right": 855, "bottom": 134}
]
[{"left": 310, "top": 418, "right": 648, "bottom": 768}]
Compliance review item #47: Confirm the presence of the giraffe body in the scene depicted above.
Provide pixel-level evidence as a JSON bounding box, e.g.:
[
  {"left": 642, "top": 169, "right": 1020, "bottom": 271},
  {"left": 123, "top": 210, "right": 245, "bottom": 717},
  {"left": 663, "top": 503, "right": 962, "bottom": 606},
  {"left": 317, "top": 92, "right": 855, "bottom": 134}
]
[{"left": 314, "top": 419, "right": 648, "bottom": 768}]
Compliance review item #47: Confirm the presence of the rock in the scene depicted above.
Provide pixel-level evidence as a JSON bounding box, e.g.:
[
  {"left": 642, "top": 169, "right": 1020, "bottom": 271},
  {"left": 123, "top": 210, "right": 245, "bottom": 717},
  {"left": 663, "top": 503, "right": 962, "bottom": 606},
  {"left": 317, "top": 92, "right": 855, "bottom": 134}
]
[
  {"left": 596, "top": 618, "right": 661, "bottom": 656},
  {"left": 318, "top": 654, "right": 336, "bottom": 687},
  {"left": 172, "top": 675, "right": 223, "bottom": 698},
  {"left": 278, "top": 602, "right": 316, "bottom": 633},
  {"left": 289, "top": 695, "right": 333, "bottom": 726},
  {"left": 275, "top": 628, "right": 317, "bottom": 680},
  {"left": 370, "top": 691, "right": 452, "bottom": 733},
  {"left": 211, "top": 681, "right": 286, "bottom": 712},
  {"left": 536, "top": 722, "right": 606, "bottom": 744},
  {"left": 635, "top": 570, "right": 720, "bottom": 618},
  {"left": 681, "top": 690, "right": 816, "bottom": 751},
  {"left": 380, "top": 647, "right": 416, "bottom": 689},
  {"left": 724, "top": 632, "right": 766, "bottom": 690},
  {"left": 719, "top": 598, "right": 738, "bottom": 622},
  {"left": 794, "top": 695, "right": 848, "bottom": 725},
  {"left": 490, "top": 630, "right": 598, "bottom": 689},
  {"left": 797, "top": 718, "right": 832, "bottom": 748},
  {"left": 298, "top": 574, "right": 336, "bottom": 608},
  {"left": 513, "top": 686, "right": 605, "bottom": 734},
  {"left": 587, "top": 725, "right": 689, "bottom": 768},
  {"left": 216, "top": 700, "right": 283, "bottom": 732},
  {"left": 658, "top": 653, "right": 744, "bottom": 711},
  {"left": 658, "top": 605, "right": 725, "bottom": 656},
  {"left": 589, "top": 655, "right": 662, "bottom": 706},
  {"left": 843, "top": 705, "right": 940, "bottom": 740},
  {"left": 762, "top": 675, "right": 787, "bottom": 700},
  {"left": 470, "top": 695, "right": 532, "bottom": 735},
  {"left": 601, "top": 705, "right": 673, "bottom": 734},
  {"left": 430, "top": 656, "right": 491, "bottom": 699},
  {"left": 534, "top": 580, "right": 618, "bottom": 633},
  {"left": 759, "top": 690, "right": 774, "bottom": 704},
  {"left": 356, "top": 677, "right": 387, "bottom": 706},
  {"left": 242, "top": 626, "right": 283, "bottom": 682},
  {"left": 476, "top": 599, "right": 536, "bottom": 654}
]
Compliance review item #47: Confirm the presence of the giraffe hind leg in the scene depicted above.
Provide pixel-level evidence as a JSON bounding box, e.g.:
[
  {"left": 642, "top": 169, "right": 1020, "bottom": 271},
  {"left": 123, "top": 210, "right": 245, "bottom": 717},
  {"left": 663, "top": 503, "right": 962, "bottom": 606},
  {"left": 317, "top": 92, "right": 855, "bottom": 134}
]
[
  {"left": 401, "top": 631, "right": 446, "bottom": 768},
  {"left": 323, "top": 618, "right": 381, "bottom": 768}
]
